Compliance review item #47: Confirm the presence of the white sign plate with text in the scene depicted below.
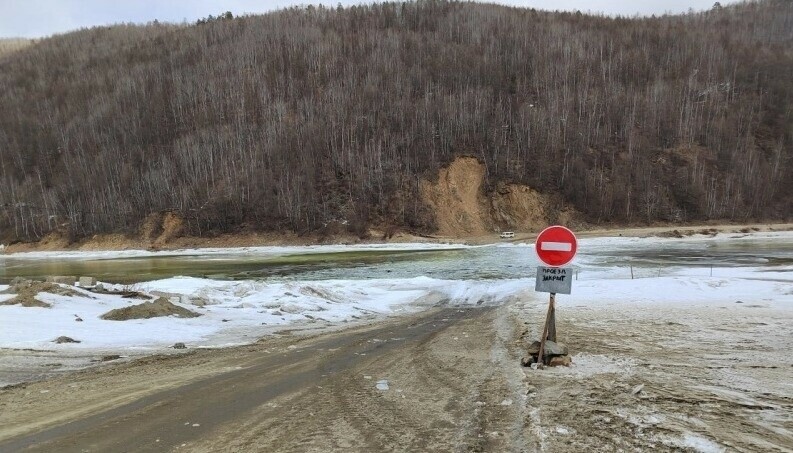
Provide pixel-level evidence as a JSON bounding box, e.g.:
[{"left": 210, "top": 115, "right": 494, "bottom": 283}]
[{"left": 535, "top": 266, "right": 573, "bottom": 294}]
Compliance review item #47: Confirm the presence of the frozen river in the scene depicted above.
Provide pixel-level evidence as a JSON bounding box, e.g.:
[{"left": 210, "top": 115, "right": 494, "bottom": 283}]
[{"left": 2, "top": 231, "right": 792, "bottom": 284}]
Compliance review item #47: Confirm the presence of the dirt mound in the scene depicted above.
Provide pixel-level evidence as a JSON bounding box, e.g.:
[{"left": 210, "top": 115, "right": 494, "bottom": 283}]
[
  {"left": 100, "top": 297, "right": 201, "bottom": 321},
  {"left": 0, "top": 296, "right": 51, "bottom": 308},
  {"left": 0, "top": 281, "right": 84, "bottom": 308}
]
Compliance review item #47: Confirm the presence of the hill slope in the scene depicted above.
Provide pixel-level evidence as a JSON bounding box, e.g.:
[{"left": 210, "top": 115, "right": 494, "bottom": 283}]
[
  {"left": 0, "top": 1, "right": 792, "bottom": 242},
  {"left": 0, "top": 38, "right": 32, "bottom": 57}
]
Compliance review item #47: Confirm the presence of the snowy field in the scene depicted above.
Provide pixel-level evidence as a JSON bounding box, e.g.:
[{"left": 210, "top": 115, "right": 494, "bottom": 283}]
[
  {"left": 0, "top": 277, "right": 529, "bottom": 351},
  {"left": 1, "top": 267, "right": 791, "bottom": 352},
  {"left": 1, "top": 232, "right": 792, "bottom": 386}
]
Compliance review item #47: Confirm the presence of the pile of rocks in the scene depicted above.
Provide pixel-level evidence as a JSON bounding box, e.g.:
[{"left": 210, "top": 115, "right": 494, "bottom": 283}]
[{"left": 521, "top": 340, "right": 571, "bottom": 367}]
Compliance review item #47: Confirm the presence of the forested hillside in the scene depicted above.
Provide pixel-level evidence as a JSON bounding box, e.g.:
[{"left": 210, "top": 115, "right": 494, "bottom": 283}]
[
  {"left": 0, "top": 38, "right": 33, "bottom": 57},
  {"left": 1, "top": 0, "right": 792, "bottom": 242}
]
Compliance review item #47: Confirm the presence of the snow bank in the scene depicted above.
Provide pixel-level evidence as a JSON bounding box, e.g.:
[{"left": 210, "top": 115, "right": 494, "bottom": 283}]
[
  {"left": 0, "top": 277, "right": 531, "bottom": 351},
  {"left": 578, "top": 230, "right": 793, "bottom": 248},
  {"left": 1, "top": 263, "right": 789, "bottom": 352},
  {"left": 563, "top": 272, "right": 793, "bottom": 309}
]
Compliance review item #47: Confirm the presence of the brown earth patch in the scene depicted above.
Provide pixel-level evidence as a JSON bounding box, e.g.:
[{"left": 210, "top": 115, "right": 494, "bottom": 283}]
[
  {"left": 3, "top": 229, "right": 422, "bottom": 254},
  {"left": 140, "top": 213, "right": 164, "bottom": 243},
  {"left": 100, "top": 297, "right": 201, "bottom": 321},
  {"left": 140, "top": 211, "right": 185, "bottom": 249},
  {"left": 76, "top": 234, "right": 141, "bottom": 251},
  {"left": 490, "top": 182, "right": 549, "bottom": 232},
  {"left": 420, "top": 156, "right": 491, "bottom": 236},
  {"left": 0, "top": 281, "right": 85, "bottom": 308},
  {"left": 0, "top": 297, "right": 51, "bottom": 308},
  {"left": 164, "top": 231, "right": 307, "bottom": 249},
  {"left": 421, "top": 157, "right": 579, "bottom": 236},
  {"left": 5, "top": 231, "right": 70, "bottom": 253},
  {"left": 157, "top": 212, "right": 185, "bottom": 244}
]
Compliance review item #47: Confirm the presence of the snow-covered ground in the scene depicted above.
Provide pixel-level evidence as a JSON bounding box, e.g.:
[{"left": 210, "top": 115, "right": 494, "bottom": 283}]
[
  {"left": 0, "top": 277, "right": 530, "bottom": 351},
  {"left": 1, "top": 266, "right": 791, "bottom": 352}
]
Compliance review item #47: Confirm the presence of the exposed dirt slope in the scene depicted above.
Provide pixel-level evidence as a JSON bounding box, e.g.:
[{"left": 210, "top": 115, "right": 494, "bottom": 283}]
[
  {"left": 420, "top": 157, "right": 491, "bottom": 236},
  {"left": 421, "top": 157, "right": 578, "bottom": 236},
  {"left": 140, "top": 212, "right": 186, "bottom": 249},
  {"left": 490, "top": 182, "right": 561, "bottom": 232}
]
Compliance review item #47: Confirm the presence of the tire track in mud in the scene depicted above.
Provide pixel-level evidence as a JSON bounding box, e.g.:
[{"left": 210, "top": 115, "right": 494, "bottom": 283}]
[
  {"left": 192, "top": 305, "right": 519, "bottom": 452},
  {"left": 307, "top": 309, "right": 497, "bottom": 452},
  {"left": 1, "top": 309, "right": 473, "bottom": 452},
  {"left": 288, "top": 312, "right": 482, "bottom": 450},
  {"left": 2, "top": 307, "right": 511, "bottom": 453},
  {"left": 329, "top": 374, "right": 431, "bottom": 451}
]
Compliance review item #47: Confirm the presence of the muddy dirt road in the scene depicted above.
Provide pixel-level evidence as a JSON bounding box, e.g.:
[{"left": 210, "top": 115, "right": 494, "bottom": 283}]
[
  {"left": 1, "top": 306, "right": 528, "bottom": 452},
  {"left": 1, "top": 296, "right": 791, "bottom": 452}
]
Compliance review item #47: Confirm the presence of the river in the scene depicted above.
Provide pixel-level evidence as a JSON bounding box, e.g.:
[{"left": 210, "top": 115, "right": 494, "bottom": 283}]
[{"left": 1, "top": 232, "right": 792, "bottom": 284}]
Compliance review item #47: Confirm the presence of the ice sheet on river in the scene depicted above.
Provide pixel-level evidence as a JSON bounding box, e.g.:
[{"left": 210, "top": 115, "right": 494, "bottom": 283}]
[{"left": 0, "top": 242, "right": 470, "bottom": 261}]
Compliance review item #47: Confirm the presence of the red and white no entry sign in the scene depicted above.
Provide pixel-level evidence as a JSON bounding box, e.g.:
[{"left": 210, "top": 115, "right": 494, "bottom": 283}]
[{"left": 535, "top": 225, "right": 577, "bottom": 267}]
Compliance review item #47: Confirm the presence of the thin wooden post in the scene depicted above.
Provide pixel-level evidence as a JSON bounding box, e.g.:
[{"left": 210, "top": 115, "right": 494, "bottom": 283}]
[
  {"left": 547, "top": 293, "right": 557, "bottom": 342},
  {"left": 536, "top": 292, "right": 556, "bottom": 367}
]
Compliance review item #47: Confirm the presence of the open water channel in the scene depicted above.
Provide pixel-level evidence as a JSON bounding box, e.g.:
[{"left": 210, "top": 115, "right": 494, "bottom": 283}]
[{"left": 1, "top": 232, "right": 792, "bottom": 285}]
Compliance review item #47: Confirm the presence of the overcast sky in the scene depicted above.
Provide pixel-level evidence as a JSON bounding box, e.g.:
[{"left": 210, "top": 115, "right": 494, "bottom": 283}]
[{"left": 0, "top": 0, "right": 740, "bottom": 39}]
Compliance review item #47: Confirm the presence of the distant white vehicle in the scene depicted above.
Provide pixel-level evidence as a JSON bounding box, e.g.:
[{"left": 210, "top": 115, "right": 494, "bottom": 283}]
[{"left": 499, "top": 231, "right": 515, "bottom": 239}]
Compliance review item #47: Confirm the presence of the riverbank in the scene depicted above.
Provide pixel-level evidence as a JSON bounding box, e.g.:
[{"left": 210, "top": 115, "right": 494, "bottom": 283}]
[{"left": 3, "top": 222, "right": 793, "bottom": 254}]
